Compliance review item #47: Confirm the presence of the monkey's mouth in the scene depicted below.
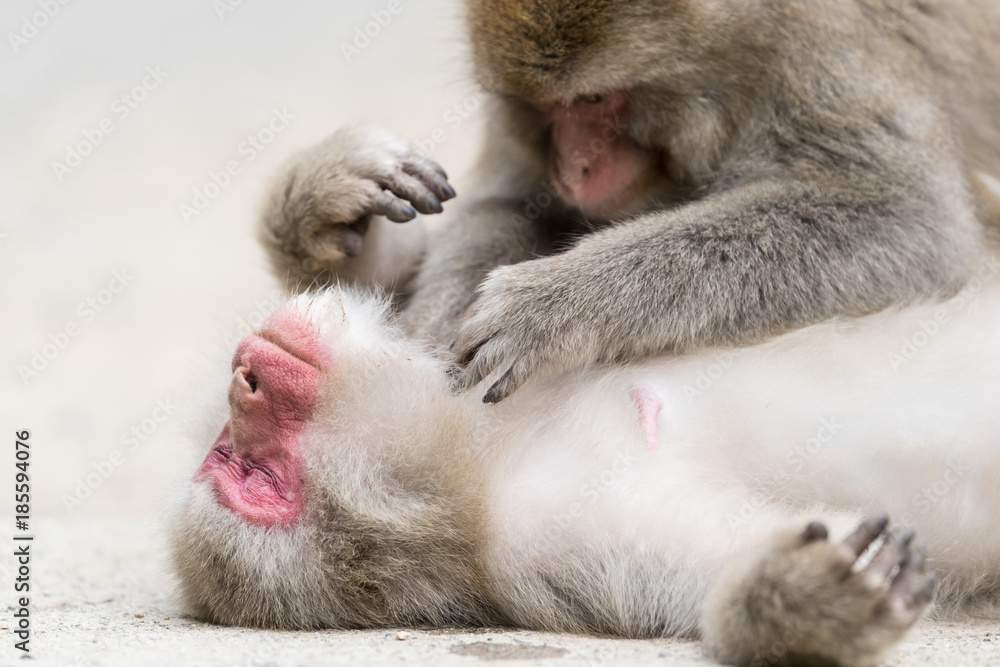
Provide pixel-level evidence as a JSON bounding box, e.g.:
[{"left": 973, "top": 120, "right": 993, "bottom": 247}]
[
  {"left": 195, "top": 422, "right": 301, "bottom": 526},
  {"left": 193, "top": 308, "right": 331, "bottom": 526}
]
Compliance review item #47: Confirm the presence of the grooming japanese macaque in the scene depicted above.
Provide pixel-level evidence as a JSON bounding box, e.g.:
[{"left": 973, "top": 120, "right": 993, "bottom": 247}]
[
  {"left": 260, "top": 0, "right": 1000, "bottom": 403},
  {"left": 170, "top": 271, "right": 1000, "bottom": 666}
]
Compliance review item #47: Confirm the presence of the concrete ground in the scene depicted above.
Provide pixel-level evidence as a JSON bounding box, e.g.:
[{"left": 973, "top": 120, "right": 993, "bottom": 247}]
[
  {"left": 2, "top": 1, "right": 997, "bottom": 665},
  {"left": 8, "top": 518, "right": 997, "bottom": 666},
  {"left": 0, "top": 519, "right": 984, "bottom": 667}
]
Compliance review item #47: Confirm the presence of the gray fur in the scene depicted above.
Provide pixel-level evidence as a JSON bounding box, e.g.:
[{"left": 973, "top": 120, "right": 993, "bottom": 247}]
[{"left": 262, "top": 0, "right": 1000, "bottom": 401}]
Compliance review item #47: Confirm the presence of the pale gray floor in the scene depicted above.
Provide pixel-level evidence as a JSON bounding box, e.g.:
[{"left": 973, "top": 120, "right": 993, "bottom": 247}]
[
  {"left": 15, "top": 518, "right": 1000, "bottom": 666},
  {"left": 1, "top": 1, "right": 997, "bottom": 665}
]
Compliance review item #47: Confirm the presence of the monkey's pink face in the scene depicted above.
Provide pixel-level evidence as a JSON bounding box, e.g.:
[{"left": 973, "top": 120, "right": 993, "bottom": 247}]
[
  {"left": 172, "top": 291, "right": 467, "bottom": 629},
  {"left": 535, "top": 90, "right": 660, "bottom": 217},
  {"left": 193, "top": 309, "right": 332, "bottom": 526}
]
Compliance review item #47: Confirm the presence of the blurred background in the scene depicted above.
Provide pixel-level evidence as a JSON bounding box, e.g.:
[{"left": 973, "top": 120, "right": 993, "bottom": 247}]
[{"left": 1, "top": 0, "right": 482, "bottom": 519}]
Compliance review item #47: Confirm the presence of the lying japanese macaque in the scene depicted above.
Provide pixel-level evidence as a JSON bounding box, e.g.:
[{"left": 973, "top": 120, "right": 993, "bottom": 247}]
[{"left": 170, "top": 255, "right": 1000, "bottom": 666}]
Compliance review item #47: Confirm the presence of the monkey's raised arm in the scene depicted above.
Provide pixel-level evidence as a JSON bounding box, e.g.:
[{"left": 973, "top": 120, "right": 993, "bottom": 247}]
[
  {"left": 451, "top": 174, "right": 981, "bottom": 402},
  {"left": 439, "top": 0, "right": 1000, "bottom": 402}
]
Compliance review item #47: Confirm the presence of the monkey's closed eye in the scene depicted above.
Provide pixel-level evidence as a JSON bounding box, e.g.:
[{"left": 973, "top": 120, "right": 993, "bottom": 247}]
[{"left": 579, "top": 94, "right": 604, "bottom": 104}]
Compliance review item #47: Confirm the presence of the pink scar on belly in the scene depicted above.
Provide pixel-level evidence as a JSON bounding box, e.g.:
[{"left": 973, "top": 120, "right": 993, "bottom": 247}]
[{"left": 629, "top": 385, "right": 663, "bottom": 452}]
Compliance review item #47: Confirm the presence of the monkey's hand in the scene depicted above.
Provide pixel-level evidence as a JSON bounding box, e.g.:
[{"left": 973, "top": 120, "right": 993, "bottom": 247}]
[
  {"left": 259, "top": 125, "right": 455, "bottom": 289},
  {"left": 450, "top": 256, "right": 595, "bottom": 403},
  {"left": 701, "top": 517, "right": 935, "bottom": 667},
  {"left": 451, "top": 178, "right": 974, "bottom": 402}
]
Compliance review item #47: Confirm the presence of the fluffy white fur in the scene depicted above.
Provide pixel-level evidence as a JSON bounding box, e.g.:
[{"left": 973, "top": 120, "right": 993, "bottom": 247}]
[{"left": 171, "top": 256, "right": 1000, "bottom": 657}]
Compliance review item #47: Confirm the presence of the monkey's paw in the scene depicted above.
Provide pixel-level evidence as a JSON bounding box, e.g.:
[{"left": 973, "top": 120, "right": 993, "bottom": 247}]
[
  {"left": 261, "top": 125, "right": 454, "bottom": 267},
  {"left": 450, "top": 258, "right": 591, "bottom": 403},
  {"left": 701, "top": 516, "right": 936, "bottom": 667}
]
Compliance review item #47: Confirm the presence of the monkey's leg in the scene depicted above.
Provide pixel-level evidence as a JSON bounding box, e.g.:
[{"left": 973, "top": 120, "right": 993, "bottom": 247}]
[
  {"left": 701, "top": 517, "right": 935, "bottom": 667},
  {"left": 451, "top": 178, "right": 981, "bottom": 401},
  {"left": 259, "top": 125, "right": 455, "bottom": 294}
]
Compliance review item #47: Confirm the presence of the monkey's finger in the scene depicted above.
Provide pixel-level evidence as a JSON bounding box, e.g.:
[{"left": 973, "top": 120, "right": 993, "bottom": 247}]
[
  {"left": 888, "top": 544, "right": 936, "bottom": 610},
  {"left": 368, "top": 187, "right": 418, "bottom": 223},
  {"left": 403, "top": 159, "right": 456, "bottom": 202},
  {"left": 451, "top": 338, "right": 501, "bottom": 393},
  {"left": 483, "top": 365, "right": 523, "bottom": 404},
  {"left": 454, "top": 334, "right": 490, "bottom": 368},
  {"left": 800, "top": 521, "right": 829, "bottom": 544},
  {"left": 450, "top": 357, "right": 490, "bottom": 394},
  {"left": 380, "top": 171, "right": 443, "bottom": 215},
  {"left": 865, "top": 529, "right": 915, "bottom": 584},
  {"left": 842, "top": 515, "right": 890, "bottom": 557}
]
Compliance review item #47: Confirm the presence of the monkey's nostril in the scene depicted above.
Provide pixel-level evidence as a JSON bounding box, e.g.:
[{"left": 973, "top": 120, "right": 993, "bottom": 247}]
[{"left": 246, "top": 372, "right": 258, "bottom": 393}]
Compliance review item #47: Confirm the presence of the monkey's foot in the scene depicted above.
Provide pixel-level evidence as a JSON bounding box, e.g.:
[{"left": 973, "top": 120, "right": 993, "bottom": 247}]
[{"left": 701, "top": 516, "right": 935, "bottom": 667}]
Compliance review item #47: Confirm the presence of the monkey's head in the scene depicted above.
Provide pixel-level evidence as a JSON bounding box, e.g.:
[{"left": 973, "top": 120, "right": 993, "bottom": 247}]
[
  {"left": 465, "top": 0, "right": 770, "bottom": 217},
  {"left": 169, "top": 291, "right": 488, "bottom": 629}
]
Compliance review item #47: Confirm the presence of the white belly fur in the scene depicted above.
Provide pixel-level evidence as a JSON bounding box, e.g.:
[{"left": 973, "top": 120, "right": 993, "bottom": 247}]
[{"left": 484, "top": 258, "right": 1000, "bottom": 599}]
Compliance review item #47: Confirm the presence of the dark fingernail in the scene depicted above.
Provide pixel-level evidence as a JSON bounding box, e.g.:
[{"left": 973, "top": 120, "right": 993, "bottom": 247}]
[
  {"left": 427, "top": 195, "right": 442, "bottom": 213},
  {"left": 802, "top": 522, "right": 828, "bottom": 543},
  {"left": 919, "top": 572, "right": 937, "bottom": 601},
  {"left": 402, "top": 205, "right": 417, "bottom": 219},
  {"left": 900, "top": 529, "right": 916, "bottom": 546},
  {"left": 871, "top": 514, "right": 890, "bottom": 532},
  {"left": 442, "top": 184, "right": 456, "bottom": 199},
  {"left": 483, "top": 387, "right": 500, "bottom": 404}
]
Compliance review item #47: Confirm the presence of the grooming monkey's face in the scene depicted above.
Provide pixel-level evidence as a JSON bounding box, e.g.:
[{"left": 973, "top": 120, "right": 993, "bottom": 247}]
[
  {"left": 464, "top": 0, "right": 722, "bottom": 217},
  {"left": 534, "top": 90, "right": 661, "bottom": 216}
]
